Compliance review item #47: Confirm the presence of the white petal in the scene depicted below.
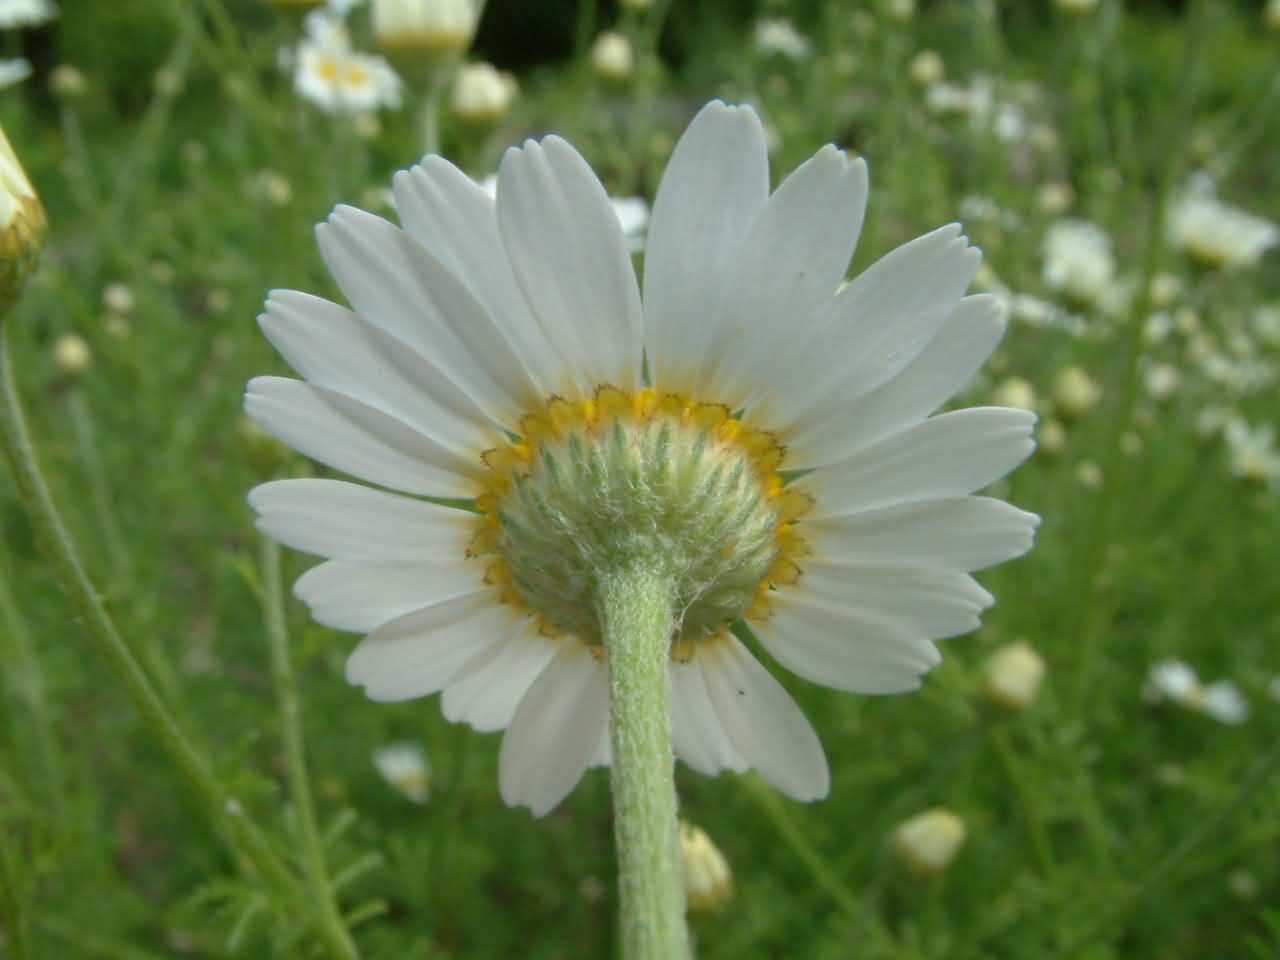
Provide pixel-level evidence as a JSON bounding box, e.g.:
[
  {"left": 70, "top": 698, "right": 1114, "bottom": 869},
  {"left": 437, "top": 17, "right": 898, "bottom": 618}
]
[
  {"left": 441, "top": 625, "right": 559, "bottom": 733},
  {"left": 317, "top": 205, "right": 539, "bottom": 422},
  {"left": 758, "top": 563, "right": 993, "bottom": 695},
  {"left": 293, "top": 559, "right": 482, "bottom": 633},
  {"left": 699, "top": 636, "right": 829, "bottom": 801},
  {"left": 345, "top": 590, "right": 515, "bottom": 702},
  {"left": 670, "top": 657, "right": 748, "bottom": 776},
  {"left": 703, "top": 148, "right": 870, "bottom": 404},
  {"left": 499, "top": 643, "right": 610, "bottom": 816},
  {"left": 808, "top": 407, "right": 1036, "bottom": 514},
  {"left": 496, "top": 137, "right": 643, "bottom": 395},
  {"left": 812, "top": 496, "right": 1039, "bottom": 572},
  {"left": 787, "top": 294, "right": 1006, "bottom": 465},
  {"left": 391, "top": 158, "right": 565, "bottom": 398},
  {"left": 761, "top": 225, "right": 980, "bottom": 431},
  {"left": 258, "top": 289, "right": 487, "bottom": 455},
  {"left": 644, "top": 102, "right": 770, "bottom": 396},
  {"left": 245, "top": 376, "right": 479, "bottom": 496},
  {"left": 248, "top": 478, "right": 470, "bottom": 562}
]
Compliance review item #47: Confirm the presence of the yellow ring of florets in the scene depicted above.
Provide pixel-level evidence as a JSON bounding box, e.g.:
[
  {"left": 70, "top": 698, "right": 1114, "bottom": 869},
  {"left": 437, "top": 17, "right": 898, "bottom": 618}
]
[{"left": 466, "top": 385, "right": 813, "bottom": 646}]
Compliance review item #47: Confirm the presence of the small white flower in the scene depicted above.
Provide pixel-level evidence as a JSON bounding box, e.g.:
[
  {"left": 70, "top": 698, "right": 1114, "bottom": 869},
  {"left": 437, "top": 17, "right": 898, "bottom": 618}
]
[
  {"left": 372, "top": 741, "right": 431, "bottom": 802},
  {"left": 1042, "top": 219, "right": 1115, "bottom": 306},
  {"left": 1223, "top": 419, "right": 1280, "bottom": 486},
  {"left": 0, "top": 0, "right": 56, "bottom": 28},
  {"left": 1143, "top": 362, "right": 1179, "bottom": 401},
  {"left": 295, "top": 41, "right": 401, "bottom": 114},
  {"left": 1168, "top": 174, "right": 1279, "bottom": 269},
  {"left": 753, "top": 18, "right": 812, "bottom": 59},
  {"left": 1145, "top": 660, "right": 1250, "bottom": 725},
  {"left": 247, "top": 102, "right": 1037, "bottom": 816},
  {"left": 1144, "top": 659, "right": 1200, "bottom": 705},
  {"left": 102, "top": 282, "right": 134, "bottom": 314},
  {"left": 1201, "top": 681, "right": 1248, "bottom": 726},
  {"left": 0, "top": 58, "right": 30, "bottom": 89}
]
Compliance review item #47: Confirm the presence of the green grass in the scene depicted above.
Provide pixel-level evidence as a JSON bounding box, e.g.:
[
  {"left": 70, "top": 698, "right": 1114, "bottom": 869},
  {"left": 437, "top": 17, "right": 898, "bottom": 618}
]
[{"left": 2, "top": 0, "right": 1280, "bottom": 956}]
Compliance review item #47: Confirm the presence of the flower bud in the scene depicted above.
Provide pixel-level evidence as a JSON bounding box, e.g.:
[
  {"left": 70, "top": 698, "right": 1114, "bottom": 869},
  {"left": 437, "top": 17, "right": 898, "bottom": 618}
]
[
  {"left": 53, "top": 332, "right": 91, "bottom": 378},
  {"left": 893, "top": 808, "right": 966, "bottom": 876},
  {"left": 451, "top": 61, "right": 518, "bottom": 124},
  {"left": 49, "top": 64, "right": 87, "bottom": 100},
  {"left": 908, "top": 50, "right": 944, "bottom": 87},
  {"left": 991, "top": 376, "right": 1036, "bottom": 412},
  {"left": 1038, "top": 418, "right": 1066, "bottom": 456},
  {"left": 983, "top": 642, "right": 1045, "bottom": 711},
  {"left": 680, "top": 822, "right": 732, "bottom": 913},
  {"left": 102, "top": 282, "right": 134, "bottom": 315},
  {"left": 372, "top": 0, "right": 477, "bottom": 56},
  {"left": 1053, "top": 366, "right": 1101, "bottom": 419},
  {"left": 0, "top": 124, "right": 46, "bottom": 310},
  {"left": 591, "top": 31, "right": 634, "bottom": 82}
]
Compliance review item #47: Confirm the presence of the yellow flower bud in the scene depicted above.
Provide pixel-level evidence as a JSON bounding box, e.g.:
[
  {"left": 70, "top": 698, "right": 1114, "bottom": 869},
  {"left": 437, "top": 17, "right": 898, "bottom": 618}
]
[
  {"left": 0, "top": 124, "right": 46, "bottom": 310},
  {"left": 983, "top": 642, "right": 1045, "bottom": 711},
  {"left": 591, "top": 31, "right": 634, "bottom": 82},
  {"left": 680, "top": 822, "right": 732, "bottom": 913},
  {"left": 1053, "top": 366, "right": 1101, "bottom": 419},
  {"left": 53, "top": 332, "right": 92, "bottom": 378},
  {"left": 893, "top": 808, "right": 966, "bottom": 876}
]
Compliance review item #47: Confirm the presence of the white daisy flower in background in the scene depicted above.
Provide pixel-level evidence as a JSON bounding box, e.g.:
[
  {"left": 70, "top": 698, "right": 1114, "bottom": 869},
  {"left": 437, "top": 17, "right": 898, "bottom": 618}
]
[
  {"left": 1223, "top": 419, "right": 1280, "bottom": 486},
  {"left": 1041, "top": 219, "right": 1115, "bottom": 307},
  {"left": 295, "top": 44, "right": 401, "bottom": 114},
  {"left": 1144, "top": 659, "right": 1249, "bottom": 725},
  {"left": 0, "top": 0, "right": 56, "bottom": 28},
  {"left": 372, "top": 741, "right": 431, "bottom": 803},
  {"left": 753, "top": 18, "right": 813, "bottom": 60},
  {"left": 1168, "top": 173, "right": 1279, "bottom": 269},
  {"left": 0, "top": 58, "right": 30, "bottom": 89},
  {"left": 246, "top": 101, "right": 1038, "bottom": 816}
]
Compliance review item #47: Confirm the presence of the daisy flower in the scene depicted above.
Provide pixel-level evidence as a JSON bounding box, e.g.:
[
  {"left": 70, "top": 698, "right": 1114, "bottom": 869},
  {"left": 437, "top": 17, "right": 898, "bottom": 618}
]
[
  {"left": 1168, "top": 173, "right": 1279, "bottom": 270},
  {"left": 246, "top": 102, "right": 1037, "bottom": 816},
  {"left": 294, "top": 10, "right": 401, "bottom": 114}
]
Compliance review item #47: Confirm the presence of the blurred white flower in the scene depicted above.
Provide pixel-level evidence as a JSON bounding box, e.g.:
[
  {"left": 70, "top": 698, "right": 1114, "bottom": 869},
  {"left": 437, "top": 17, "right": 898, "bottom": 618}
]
[
  {"left": 1148, "top": 271, "right": 1183, "bottom": 308},
  {"left": 0, "top": 58, "right": 30, "bottom": 89},
  {"left": 1142, "top": 362, "right": 1179, "bottom": 401},
  {"left": 1168, "top": 174, "right": 1279, "bottom": 269},
  {"left": 1224, "top": 419, "right": 1280, "bottom": 486},
  {"left": 591, "top": 30, "right": 634, "bottom": 82},
  {"left": 1042, "top": 219, "right": 1115, "bottom": 305},
  {"left": 991, "top": 376, "right": 1036, "bottom": 412},
  {"left": 1194, "top": 404, "right": 1235, "bottom": 441},
  {"left": 0, "top": 0, "right": 56, "bottom": 28},
  {"left": 451, "top": 61, "right": 518, "bottom": 123},
  {"left": 295, "top": 39, "right": 401, "bottom": 113},
  {"left": 102, "top": 282, "right": 134, "bottom": 315},
  {"left": 1038, "top": 418, "right": 1066, "bottom": 455},
  {"left": 1145, "top": 659, "right": 1249, "bottom": 725},
  {"left": 1252, "top": 306, "right": 1280, "bottom": 348},
  {"left": 754, "top": 18, "right": 812, "bottom": 59},
  {"left": 372, "top": 741, "right": 430, "bottom": 803},
  {"left": 1037, "top": 182, "right": 1074, "bottom": 215},
  {"left": 1267, "top": 0, "right": 1280, "bottom": 31}
]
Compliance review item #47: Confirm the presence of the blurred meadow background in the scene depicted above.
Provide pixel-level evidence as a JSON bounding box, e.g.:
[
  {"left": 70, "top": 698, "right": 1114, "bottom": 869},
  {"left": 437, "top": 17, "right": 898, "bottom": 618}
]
[{"left": 2, "top": 0, "right": 1280, "bottom": 956}]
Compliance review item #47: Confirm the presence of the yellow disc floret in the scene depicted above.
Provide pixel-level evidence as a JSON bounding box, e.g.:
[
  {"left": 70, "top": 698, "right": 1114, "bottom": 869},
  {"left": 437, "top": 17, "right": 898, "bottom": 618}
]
[{"left": 468, "top": 386, "right": 810, "bottom": 651}]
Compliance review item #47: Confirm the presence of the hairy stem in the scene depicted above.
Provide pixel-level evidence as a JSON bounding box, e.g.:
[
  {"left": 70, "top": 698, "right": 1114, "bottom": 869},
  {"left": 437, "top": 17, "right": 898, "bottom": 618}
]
[{"left": 596, "top": 563, "right": 691, "bottom": 960}]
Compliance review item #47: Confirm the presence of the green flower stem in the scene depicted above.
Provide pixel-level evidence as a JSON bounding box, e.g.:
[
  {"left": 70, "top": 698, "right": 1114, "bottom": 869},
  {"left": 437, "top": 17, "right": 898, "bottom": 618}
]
[
  {"left": 0, "top": 324, "right": 337, "bottom": 950},
  {"left": 595, "top": 563, "right": 691, "bottom": 960},
  {"left": 260, "top": 537, "right": 360, "bottom": 960}
]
